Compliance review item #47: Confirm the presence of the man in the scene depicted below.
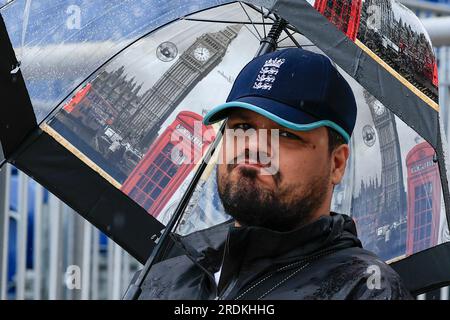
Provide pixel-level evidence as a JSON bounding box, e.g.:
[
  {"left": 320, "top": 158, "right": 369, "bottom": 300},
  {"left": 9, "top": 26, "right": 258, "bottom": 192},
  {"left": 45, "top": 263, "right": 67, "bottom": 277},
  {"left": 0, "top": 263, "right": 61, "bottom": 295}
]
[{"left": 137, "top": 48, "right": 412, "bottom": 300}]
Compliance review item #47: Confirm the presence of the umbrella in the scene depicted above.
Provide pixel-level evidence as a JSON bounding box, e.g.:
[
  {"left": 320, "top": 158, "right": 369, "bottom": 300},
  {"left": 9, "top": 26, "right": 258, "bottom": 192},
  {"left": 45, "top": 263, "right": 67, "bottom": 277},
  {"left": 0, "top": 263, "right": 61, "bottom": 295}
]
[{"left": 0, "top": 0, "right": 449, "bottom": 296}]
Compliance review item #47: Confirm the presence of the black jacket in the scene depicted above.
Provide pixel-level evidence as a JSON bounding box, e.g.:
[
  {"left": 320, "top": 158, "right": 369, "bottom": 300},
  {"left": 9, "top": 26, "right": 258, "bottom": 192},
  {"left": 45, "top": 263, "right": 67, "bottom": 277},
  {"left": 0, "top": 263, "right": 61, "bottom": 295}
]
[{"left": 136, "top": 213, "right": 412, "bottom": 300}]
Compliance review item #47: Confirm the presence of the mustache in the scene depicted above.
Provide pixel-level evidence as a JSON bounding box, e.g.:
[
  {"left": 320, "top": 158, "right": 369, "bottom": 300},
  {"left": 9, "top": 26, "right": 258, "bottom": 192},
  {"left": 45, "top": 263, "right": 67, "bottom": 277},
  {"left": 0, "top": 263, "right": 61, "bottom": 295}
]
[
  {"left": 226, "top": 150, "right": 281, "bottom": 184},
  {"left": 226, "top": 150, "right": 268, "bottom": 169}
]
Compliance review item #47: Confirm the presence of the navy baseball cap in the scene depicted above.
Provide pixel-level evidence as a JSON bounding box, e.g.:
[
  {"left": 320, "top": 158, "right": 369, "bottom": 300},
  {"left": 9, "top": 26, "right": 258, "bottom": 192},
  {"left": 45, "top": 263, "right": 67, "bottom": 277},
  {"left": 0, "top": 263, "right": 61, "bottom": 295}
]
[{"left": 203, "top": 48, "right": 357, "bottom": 142}]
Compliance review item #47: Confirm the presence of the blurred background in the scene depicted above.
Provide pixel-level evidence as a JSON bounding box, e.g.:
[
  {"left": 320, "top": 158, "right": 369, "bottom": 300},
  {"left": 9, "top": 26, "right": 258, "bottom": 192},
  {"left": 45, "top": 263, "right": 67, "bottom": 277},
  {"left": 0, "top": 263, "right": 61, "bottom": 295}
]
[{"left": 1, "top": 0, "right": 450, "bottom": 300}]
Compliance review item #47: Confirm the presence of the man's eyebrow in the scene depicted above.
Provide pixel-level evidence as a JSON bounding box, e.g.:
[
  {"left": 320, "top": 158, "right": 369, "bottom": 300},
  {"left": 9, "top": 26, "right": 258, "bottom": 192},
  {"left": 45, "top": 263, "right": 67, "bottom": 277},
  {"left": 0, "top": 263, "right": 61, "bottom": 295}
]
[{"left": 228, "top": 111, "right": 251, "bottom": 121}]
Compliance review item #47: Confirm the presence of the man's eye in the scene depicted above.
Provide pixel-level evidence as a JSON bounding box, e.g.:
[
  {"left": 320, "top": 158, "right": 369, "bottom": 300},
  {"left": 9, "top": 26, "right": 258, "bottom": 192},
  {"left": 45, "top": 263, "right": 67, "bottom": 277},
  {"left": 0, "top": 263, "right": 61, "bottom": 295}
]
[
  {"left": 233, "top": 123, "right": 253, "bottom": 131},
  {"left": 279, "top": 130, "right": 300, "bottom": 140}
]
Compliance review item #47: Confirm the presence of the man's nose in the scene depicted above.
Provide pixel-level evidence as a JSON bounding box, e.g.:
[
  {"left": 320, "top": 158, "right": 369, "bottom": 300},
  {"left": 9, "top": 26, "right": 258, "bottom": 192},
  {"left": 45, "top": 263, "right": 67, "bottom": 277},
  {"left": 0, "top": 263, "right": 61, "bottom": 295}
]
[
  {"left": 243, "top": 129, "right": 258, "bottom": 151},
  {"left": 243, "top": 129, "right": 272, "bottom": 159}
]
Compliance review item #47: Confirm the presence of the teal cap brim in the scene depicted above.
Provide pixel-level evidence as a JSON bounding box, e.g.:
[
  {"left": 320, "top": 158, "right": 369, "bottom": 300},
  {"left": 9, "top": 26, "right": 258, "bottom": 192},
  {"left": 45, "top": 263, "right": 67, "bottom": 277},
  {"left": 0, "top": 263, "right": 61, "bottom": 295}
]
[{"left": 203, "top": 101, "right": 350, "bottom": 143}]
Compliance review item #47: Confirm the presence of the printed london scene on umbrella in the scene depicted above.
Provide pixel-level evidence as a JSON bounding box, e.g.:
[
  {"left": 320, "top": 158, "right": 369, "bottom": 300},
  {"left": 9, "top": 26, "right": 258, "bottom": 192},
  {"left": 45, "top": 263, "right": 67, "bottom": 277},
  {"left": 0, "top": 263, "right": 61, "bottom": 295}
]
[{"left": 0, "top": 0, "right": 449, "bottom": 299}]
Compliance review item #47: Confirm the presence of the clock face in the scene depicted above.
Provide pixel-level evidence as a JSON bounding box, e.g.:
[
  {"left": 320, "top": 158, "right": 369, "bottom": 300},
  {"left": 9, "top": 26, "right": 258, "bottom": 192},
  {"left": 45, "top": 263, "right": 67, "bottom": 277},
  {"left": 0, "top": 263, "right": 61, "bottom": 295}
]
[
  {"left": 193, "top": 47, "right": 210, "bottom": 62},
  {"left": 372, "top": 100, "right": 386, "bottom": 116}
]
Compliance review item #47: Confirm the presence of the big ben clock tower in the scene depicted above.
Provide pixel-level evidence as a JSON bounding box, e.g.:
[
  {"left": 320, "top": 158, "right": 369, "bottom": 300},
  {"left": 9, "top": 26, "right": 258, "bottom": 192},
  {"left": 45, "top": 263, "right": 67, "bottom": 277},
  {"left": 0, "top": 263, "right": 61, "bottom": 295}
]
[
  {"left": 117, "top": 25, "right": 242, "bottom": 152},
  {"left": 364, "top": 90, "right": 407, "bottom": 259}
]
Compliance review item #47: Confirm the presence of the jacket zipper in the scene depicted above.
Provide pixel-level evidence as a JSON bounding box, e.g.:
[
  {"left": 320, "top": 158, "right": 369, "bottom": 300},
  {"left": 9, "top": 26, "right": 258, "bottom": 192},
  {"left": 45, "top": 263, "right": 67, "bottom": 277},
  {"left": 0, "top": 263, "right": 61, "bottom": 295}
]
[{"left": 229, "top": 248, "right": 336, "bottom": 300}]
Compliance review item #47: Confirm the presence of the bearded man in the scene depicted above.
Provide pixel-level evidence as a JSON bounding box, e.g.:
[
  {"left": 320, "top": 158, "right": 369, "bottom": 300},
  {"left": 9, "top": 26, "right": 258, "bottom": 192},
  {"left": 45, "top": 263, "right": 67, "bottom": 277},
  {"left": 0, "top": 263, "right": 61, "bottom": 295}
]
[{"left": 135, "top": 48, "right": 412, "bottom": 300}]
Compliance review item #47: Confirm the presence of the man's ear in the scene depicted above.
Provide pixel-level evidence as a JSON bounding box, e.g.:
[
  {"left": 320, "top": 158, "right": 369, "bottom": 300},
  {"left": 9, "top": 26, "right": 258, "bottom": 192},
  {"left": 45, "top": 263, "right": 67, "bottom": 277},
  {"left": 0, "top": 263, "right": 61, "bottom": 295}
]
[{"left": 330, "top": 144, "right": 350, "bottom": 185}]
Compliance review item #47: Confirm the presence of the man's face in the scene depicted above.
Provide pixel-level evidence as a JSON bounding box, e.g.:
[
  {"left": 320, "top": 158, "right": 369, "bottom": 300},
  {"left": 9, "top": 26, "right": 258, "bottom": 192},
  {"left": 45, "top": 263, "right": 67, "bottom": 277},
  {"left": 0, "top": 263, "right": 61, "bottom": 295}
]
[{"left": 216, "top": 108, "right": 348, "bottom": 231}]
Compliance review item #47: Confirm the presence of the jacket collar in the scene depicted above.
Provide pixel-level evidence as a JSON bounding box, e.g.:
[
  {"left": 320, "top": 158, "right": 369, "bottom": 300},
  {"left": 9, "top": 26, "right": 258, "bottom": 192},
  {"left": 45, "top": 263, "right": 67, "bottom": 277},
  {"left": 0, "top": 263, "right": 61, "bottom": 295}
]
[
  {"left": 229, "top": 212, "right": 361, "bottom": 263},
  {"left": 172, "top": 212, "right": 362, "bottom": 274},
  {"left": 171, "top": 219, "right": 232, "bottom": 273}
]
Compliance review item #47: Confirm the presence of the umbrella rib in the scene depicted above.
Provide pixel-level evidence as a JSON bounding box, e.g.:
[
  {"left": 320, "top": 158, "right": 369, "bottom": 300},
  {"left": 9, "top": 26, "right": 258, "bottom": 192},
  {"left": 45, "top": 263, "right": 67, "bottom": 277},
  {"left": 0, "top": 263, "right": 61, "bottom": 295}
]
[
  {"left": 243, "top": 2, "right": 276, "bottom": 22},
  {"left": 285, "top": 25, "right": 302, "bottom": 35},
  {"left": 283, "top": 27, "right": 302, "bottom": 48},
  {"left": 243, "top": 24, "right": 261, "bottom": 42},
  {"left": 232, "top": 2, "right": 303, "bottom": 36},
  {"left": 239, "top": 1, "right": 262, "bottom": 40},
  {"left": 0, "top": 0, "right": 16, "bottom": 10},
  {"left": 277, "top": 34, "right": 291, "bottom": 44},
  {"left": 182, "top": 17, "right": 274, "bottom": 25}
]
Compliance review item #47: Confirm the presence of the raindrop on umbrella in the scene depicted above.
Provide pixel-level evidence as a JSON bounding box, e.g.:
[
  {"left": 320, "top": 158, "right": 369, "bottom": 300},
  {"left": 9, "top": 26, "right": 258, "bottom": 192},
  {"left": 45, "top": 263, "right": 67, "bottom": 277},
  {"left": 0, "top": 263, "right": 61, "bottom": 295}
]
[
  {"left": 156, "top": 41, "right": 178, "bottom": 62},
  {"left": 362, "top": 124, "right": 376, "bottom": 147}
]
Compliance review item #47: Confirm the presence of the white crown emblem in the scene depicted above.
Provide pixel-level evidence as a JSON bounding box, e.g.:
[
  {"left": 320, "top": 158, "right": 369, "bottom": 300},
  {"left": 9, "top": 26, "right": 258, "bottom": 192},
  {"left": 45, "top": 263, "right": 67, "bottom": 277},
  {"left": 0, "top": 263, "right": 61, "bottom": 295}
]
[{"left": 263, "top": 58, "right": 285, "bottom": 68}]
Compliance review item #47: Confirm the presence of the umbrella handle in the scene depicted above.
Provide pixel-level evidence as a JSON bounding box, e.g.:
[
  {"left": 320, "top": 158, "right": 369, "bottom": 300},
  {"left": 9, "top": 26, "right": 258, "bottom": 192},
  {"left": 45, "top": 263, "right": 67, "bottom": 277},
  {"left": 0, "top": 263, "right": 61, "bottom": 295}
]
[{"left": 255, "top": 16, "right": 288, "bottom": 57}]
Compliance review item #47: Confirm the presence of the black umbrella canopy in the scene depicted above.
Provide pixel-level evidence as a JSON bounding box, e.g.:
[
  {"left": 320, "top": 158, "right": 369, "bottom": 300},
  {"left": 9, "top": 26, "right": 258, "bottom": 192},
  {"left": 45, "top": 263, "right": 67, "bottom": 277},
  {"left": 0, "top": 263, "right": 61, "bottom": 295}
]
[{"left": 0, "top": 0, "right": 449, "bottom": 294}]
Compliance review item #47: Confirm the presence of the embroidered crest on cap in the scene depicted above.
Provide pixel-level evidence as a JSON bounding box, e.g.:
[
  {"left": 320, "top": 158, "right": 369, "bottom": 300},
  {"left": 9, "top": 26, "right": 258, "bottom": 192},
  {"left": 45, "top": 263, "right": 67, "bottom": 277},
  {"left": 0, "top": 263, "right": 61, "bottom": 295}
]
[{"left": 253, "top": 58, "right": 286, "bottom": 91}]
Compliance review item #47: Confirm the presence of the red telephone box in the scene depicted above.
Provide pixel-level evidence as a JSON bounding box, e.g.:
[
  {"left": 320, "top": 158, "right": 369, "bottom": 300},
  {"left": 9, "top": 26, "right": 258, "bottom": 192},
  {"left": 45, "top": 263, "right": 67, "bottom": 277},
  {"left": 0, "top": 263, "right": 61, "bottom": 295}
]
[
  {"left": 405, "top": 142, "right": 441, "bottom": 255},
  {"left": 121, "top": 111, "right": 215, "bottom": 218}
]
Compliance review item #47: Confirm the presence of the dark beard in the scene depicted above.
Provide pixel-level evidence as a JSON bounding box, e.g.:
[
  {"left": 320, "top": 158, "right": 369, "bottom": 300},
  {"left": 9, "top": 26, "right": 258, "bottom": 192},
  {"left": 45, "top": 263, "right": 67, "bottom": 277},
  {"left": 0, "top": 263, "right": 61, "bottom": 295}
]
[{"left": 217, "top": 165, "right": 329, "bottom": 232}]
